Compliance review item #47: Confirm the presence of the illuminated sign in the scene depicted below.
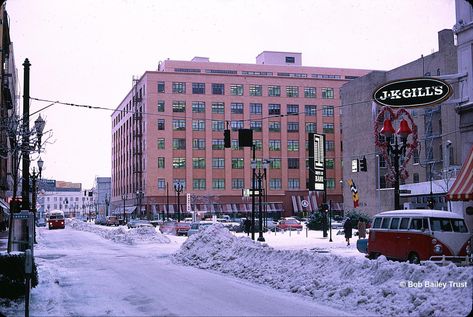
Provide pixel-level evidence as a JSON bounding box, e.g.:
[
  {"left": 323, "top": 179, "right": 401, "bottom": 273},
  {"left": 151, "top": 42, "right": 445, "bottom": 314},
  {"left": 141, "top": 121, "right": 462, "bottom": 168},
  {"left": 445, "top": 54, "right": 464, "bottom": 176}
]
[
  {"left": 373, "top": 77, "right": 452, "bottom": 108},
  {"left": 308, "top": 133, "right": 325, "bottom": 191}
]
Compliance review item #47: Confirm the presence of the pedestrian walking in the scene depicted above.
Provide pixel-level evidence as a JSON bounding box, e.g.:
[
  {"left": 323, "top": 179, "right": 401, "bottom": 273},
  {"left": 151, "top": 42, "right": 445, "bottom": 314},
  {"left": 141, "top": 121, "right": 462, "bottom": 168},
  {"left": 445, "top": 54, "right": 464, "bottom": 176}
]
[
  {"left": 343, "top": 218, "right": 353, "bottom": 246},
  {"left": 357, "top": 218, "right": 366, "bottom": 239}
]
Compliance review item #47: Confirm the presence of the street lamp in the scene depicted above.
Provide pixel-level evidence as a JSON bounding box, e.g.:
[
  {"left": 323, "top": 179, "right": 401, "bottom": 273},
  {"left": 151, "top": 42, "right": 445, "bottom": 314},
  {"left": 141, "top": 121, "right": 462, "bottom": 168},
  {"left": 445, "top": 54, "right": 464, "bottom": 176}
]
[
  {"left": 31, "top": 157, "right": 43, "bottom": 243},
  {"left": 379, "top": 117, "right": 412, "bottom": 210},
  {"left": 105, "top": 194, "right": 110, "bottom": 217},
  {"left": 174, "top": 182, "right": 184, "bottom": 222},
  {"left": 122, "top": 194, "right": 127, "bottom": 224},
  {"left": 136, "top": 190, "right": 144, "bottom": 219},
  {"left": 255, "top": 160, "right": 269, "bottom": 242}
]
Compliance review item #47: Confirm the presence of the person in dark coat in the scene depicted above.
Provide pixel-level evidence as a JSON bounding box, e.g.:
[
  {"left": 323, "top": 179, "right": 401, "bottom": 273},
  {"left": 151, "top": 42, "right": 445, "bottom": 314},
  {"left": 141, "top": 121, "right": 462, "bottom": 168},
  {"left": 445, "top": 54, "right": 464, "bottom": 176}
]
[{"left": 343, "top": 218, "right": 353, "bottom": 246}]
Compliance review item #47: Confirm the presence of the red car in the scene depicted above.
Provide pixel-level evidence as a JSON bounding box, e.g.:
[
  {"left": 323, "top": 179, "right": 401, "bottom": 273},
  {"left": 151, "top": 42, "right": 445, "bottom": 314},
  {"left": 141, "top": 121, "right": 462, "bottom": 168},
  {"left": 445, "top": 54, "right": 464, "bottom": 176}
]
[
  {"left": 276, "top": 218, "right": 303, "bottom": 231},
  {"left": 159, "top": 221, "right": 191, "bottom": 236}
]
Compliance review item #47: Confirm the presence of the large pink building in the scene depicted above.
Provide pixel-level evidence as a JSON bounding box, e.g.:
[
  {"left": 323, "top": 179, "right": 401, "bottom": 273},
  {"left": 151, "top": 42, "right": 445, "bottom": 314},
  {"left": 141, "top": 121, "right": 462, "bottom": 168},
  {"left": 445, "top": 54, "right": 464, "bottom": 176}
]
[{"left": 111, "top": 52, "right": 371, "bottom": 219}]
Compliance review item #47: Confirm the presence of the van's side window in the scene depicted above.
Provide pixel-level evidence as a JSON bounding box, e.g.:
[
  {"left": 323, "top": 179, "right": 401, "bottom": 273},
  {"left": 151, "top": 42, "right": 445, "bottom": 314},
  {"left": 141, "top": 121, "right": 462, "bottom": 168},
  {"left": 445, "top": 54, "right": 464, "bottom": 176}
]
[
  {"left": 399, "top": 218, "right": 410, "bottom": 229},
  {"left": 410, "top": 218, "right": 423, "bottom": 230},
  {"left": 381, "top": 217, "right": 391, "bottom": 229},
  {"left": 390, "top": 217, "right": 400, "bottom": 229},
  {"left": 452, "top": 219, "right": 468, "bottom": 233},
  {"left": 372, "top": 217, "right": 382, "bottom": 228}
]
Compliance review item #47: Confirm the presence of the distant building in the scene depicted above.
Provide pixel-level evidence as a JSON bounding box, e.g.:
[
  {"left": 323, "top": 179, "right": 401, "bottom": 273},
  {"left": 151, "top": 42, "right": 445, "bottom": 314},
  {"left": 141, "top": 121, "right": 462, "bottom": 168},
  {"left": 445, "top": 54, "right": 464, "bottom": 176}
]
[
  {"left": 111, "top": 51, "right": 371, "bottom": 218},
  {"left": 94, "top": 177, "right": 111, "bottom": 217}
]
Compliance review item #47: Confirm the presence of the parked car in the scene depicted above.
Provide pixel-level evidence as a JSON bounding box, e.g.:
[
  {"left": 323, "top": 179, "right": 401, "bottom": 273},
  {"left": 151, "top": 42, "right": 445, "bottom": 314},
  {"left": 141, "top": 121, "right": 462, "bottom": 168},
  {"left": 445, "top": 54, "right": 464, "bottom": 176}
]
[
  {"left": 105, "top": 216, "right": 120, "bottom": 226},
  {"left": 159, "top": 221, "right": 191, "bottom": 236},
  {"left": 276, "top": 218, "right": 303, "bottom": 231},
  {"left": 187, "top": 221, "right": 213, "bottom": 236},
  {"left": 127, "top": 219, "right": 153, "bottom": 229},
  {"left": 36, "top": 218, "right": 46, "bottom": 227}
]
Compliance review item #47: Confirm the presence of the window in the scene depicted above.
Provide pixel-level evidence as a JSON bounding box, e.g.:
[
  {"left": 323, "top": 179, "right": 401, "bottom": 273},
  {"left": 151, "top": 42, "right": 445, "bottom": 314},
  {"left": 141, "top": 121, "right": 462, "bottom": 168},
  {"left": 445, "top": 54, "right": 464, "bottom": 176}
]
[
  {"left": 173, "top": 158, "right": 186, "bottom": 169},
  {"left": 430, "top": 218, "right": 453, "bottom": 232},
  {"left": 231, "top": 120, "right": 244, "bottom": 131},
  {"left": 157, "top": 138, "right": 165, "bottom": 150},
  {"left": 212, "top": 158, "right": 224, "bottom": 169},
  {"left": 212, "top": 120, "right": 224, "bottom": 131},
  {"left": 285, "top": 56, "right": 295, "bottom": 63},
  {"left": 192, "top": 83, "right": 205, "bottom": 94},
  {"left": 173, "top": 179, "right": 186, "bottom": 190},
  {"left": 270, "top": 178, "right": 282, "bottom": 190},
  {"left": 232, "top": 178, "right": 244, "bottom": 189},
  {"left": 325, "top": 159, "right": 334, "bottom": 169},
  {"left": 269, "top": 121, "right": 280, "bottom": 132},
  {"left": 305, "top": 105, "right": 316, "bottom": 116},
  {"left": 452, "top": 219, "right": 468, "bottom": 233},
  {"left": 157, "top": 119, "right": 165, "bottom": 130},
  {"left": 250, "top": 121, "right": 262, "bottom": 132},
  {"left": 304, "top": 87, "right": 316, "bottom": 98},
  {"left": 399, "top": 218, "right": 410, "bottom": 229},
  {"left": 288, "top": 158, "right": 299, "bottom": 169},
  {"left": 231, "top": 140, "right": 241, "bottom": 150},
  {"left": 270, "top": 158, "right": 281, "bottom": 169},
  {"left": 287, "top": 104, "right": 299, "bottom": 114},
  {"left": 157, "top": 179, "right": 166, "bottom": 190},
  {"left": 157, "top": 100, "right": 165, "bottom": 112},
  {"left": 172, "top": 82, "right": 186, "bottom": 94},
  {"left": 157, "top": 81, "right": 165, "bottom": 93},
  {"left": 212, "top": 83, "right": 225, "bottom": 95},
  {"left": 172, "top": 119, "right": 186, "bottom": 131},
  {"left": 192, "top": 101, "right": 205, "bottom": 113},
  {"left": 212, "top": 179, "right": 225, "bottom": 190},
  {"left": 288, "top": 122, "right": 299, "bottom": 133},
  {"left": 193, "top": 179, "right": 206, "bottom": 190},
  {"left": 326, "top": 140, "right": 335, "bottom": 151},
  {"left": 322, "top": 88, "right": 334, "bottom": 99},
  {"left": 193, "top": 158, "right": 206, "bottom": 169},
  {"left": 288, "top": 140, "right": 299, "bottom": 151},
  {"left": 413, "top": 173, "right": 419, "bottom": 183},
  {"left": 323, "top": 123, "right": 334, "bottom": 133},
  {"left": 212, "top": 102, "right": 225, "bottom": 114},
  {"left": 306, "top": 122, "right": 316, "bottom": 133},
  {"left": 288, "top": 178, "right": 300, "bottom": 189},
  {"left": 192, "top": 138, "right": 205, "bottom": 150},
  {"left": 381, "top": 217, "right": 391, "bottom": 229},
  {"left": 157, "top": 157, "right": 165, "bottom": 168},
  {"left": 172, "top": 138, "right": 186, "bottom": 150},
  {"left": 230, "top": 84, "right": 243, "bottom": 96},
  {"left": 268, "top": 85, "right": 281, "bottom": 96},
  {"left": 409, "top": 218, "right": 423, "bottom": 230},
  {"left": 372, "top": 217, "right": 382, "bottom": 228},
  {"left": 254, "top": 139, "right": 262, "bottom": 150},
  {"left": 413, "top": 149, "right": 420, "bottom": 164},
  {"left": 172, "top": 101, "right": 186, "bottom": 112},
  {"left": 231, "top": 103, "right": 244, "bottom": 114},
  {"left": 232, "top": 158, "right": 244, "bottom": 169},
  {"left": 322, "top": 105, "right": 334, "bottom": 117},
  {"left": 390, "top": 218, "right": 400, "bottom": 229},
  {"left": 250, "top": 103, "right": 262, "bottom": 115},
  {"left": 269, "top": 140, "right": 281, "bottom": 151},
  {"left": 269, "top": 104, "right": 281, "bottom": 115},
  {"left": 249, "top": 85, "right": 262, "bottom": 96},
  {"left": 192, "top": 120, "right": 206, "bottom": 131},
  {"left": 212, "top": 139, "right": 224, "bottom": 150},
  {"left": 286, "top": 86, "right": 299, "bottom": 97}
]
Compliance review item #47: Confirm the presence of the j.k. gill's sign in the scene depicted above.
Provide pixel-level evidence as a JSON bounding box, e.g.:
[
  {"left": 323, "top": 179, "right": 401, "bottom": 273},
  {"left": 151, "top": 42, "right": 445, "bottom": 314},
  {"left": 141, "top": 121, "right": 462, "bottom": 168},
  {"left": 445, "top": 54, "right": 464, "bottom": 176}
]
[{"left": 373, "top": 77, "right": 453, "bottom": 108}]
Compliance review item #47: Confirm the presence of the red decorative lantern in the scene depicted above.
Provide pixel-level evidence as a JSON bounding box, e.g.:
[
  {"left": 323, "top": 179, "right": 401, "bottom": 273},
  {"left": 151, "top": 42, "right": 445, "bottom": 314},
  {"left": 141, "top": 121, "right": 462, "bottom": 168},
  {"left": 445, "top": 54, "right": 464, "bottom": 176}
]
[
  {"left": 397, "top": 118, "right": 412, "bottom": 139},
  {"left": 380, "top": 119, "right": 395, "bottom": 138}
]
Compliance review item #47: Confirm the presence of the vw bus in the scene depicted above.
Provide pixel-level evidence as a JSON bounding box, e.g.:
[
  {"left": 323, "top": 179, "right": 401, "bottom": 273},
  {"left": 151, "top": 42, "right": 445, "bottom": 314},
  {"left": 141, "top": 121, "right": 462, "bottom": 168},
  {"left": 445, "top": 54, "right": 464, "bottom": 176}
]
[
  {"left": 366, "top": 209, "right": 472, "bottom": 265},
  {"left": 47, "top": 210, "right": 65, "bottom": 230}
]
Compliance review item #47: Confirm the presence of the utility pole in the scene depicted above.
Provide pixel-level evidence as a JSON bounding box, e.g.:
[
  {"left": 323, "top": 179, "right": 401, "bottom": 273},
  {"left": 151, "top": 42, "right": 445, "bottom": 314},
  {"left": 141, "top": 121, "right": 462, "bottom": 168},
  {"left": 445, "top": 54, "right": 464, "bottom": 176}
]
[{"left": 21, "top": 59, "right": 31, "bottom": 211}]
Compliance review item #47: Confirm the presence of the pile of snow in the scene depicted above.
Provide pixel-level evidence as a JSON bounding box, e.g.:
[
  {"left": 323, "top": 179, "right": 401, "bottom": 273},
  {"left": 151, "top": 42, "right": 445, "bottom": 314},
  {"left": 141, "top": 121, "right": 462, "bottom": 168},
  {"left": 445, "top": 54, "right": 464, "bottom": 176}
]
[
  {"left": 174, "top": 224, "right": 473, "bottom": 317},
  {"left": 67, "top": 219, "right": 170, "bottom": 244}
]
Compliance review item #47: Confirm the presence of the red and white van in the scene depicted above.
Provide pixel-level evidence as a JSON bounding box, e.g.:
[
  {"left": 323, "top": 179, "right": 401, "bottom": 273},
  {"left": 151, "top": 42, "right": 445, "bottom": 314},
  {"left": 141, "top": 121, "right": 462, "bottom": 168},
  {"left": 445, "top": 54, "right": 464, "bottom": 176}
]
[
  {"left": 47, "top": 210, "right": 65, "bottom": 230},
  {"left": 366, "top": 209, "right": 472, "bottom": 265}
]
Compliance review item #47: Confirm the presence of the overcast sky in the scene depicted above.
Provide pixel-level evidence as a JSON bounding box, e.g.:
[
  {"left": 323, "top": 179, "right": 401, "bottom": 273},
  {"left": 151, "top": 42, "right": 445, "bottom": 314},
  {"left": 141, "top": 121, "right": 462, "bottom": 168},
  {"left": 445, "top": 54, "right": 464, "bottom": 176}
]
[{"left": 6, "top": 0, "right": 455, "bottom": 190}]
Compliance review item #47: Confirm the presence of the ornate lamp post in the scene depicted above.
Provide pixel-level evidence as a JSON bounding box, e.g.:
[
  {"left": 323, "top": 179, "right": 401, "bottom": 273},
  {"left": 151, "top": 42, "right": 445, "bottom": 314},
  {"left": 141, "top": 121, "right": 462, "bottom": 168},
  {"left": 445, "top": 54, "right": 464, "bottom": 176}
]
[
  {"left": 378, "top": 112, "right": 417, "bottom": 210},
  {"left": 174, "top": 182, "right": 184, "bottom": 222},
  {"left": 255, "top": 160, "right": 269, "bottom": 242}
]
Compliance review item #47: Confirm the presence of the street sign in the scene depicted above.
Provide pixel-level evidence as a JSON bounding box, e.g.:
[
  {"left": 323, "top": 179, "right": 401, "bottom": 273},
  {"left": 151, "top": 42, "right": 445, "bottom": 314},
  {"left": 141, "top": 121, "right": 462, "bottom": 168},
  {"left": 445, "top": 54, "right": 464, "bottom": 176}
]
[
  {"left": 186, "top": 193, "right": 191, "bottom": 212},
  {"left": 301, "top": 200, "right": 309, "bottom": 208},
  {"left": 308, "top": 133, "right": 326, "bottom": 191},
  {"left": 373, "top": 77, "right": 452, "bottom": 108}
]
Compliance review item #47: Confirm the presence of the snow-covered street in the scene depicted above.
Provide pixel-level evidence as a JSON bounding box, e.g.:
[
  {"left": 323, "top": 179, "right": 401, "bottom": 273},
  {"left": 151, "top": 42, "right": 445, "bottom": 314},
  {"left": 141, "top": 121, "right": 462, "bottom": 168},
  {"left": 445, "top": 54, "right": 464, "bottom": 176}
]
[{"left": 1, "top": 220, "right": 472, "bottom": 316}]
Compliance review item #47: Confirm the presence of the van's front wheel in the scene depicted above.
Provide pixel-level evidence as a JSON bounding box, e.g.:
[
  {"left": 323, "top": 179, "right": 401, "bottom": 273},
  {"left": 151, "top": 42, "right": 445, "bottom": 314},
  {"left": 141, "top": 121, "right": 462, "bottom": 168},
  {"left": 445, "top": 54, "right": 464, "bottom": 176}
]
[
  {"left": 368, "top": 252, "right": 379, "bottom": 260},
  {"left": 408, "top": 252, "right": 420, "bottom": 264}
]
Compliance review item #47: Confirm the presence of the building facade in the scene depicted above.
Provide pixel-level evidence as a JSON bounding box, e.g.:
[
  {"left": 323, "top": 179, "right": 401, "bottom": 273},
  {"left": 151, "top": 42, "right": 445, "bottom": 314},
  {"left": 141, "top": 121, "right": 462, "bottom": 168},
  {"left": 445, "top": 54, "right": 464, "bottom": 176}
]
[
  {"left": 111, "top": 52, "right": 371, "bottom": 218},
  {"left": 341, "top": 29, "right": 464, "bottom": 216},
  {"left": 94, "top": 176, "right": 111, "bottom": 217}
]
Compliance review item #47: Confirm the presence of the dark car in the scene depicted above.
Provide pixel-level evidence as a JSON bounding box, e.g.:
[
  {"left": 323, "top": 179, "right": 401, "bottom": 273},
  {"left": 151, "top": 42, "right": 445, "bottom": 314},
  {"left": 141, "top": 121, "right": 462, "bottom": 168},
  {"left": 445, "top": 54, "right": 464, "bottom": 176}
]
[{"left": 159, "top": 221, "right": 191, "bottom": 236}]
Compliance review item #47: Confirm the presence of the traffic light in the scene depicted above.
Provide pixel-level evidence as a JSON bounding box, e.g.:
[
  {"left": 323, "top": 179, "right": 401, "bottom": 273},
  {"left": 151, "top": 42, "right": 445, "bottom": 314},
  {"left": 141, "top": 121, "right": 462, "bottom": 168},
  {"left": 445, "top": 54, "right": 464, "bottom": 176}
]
[
  {"left": 360, "top": 156, "right": 367, "bottom": 172},
  {"left": 224, "top": 129, "right": 231, "bottom": 148}
]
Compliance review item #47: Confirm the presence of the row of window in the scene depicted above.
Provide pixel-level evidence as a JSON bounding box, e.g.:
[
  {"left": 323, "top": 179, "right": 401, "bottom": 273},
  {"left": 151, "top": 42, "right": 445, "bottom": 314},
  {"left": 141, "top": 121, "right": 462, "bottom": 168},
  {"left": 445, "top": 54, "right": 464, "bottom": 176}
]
[
  {"left": 157, "top": 81, "right": 335, "bottom": 99},
  {"left": 156, "top": 157, "right": 335, "bottom": 170},
  {"left": 155, "top": 178, "right": 337, "bottom": 190},
  {"left": 157, "top": 138, "right": 336, "bottom": 151},
  {"left": 159, "top": 101, "right": 334, "bottom": 116}
]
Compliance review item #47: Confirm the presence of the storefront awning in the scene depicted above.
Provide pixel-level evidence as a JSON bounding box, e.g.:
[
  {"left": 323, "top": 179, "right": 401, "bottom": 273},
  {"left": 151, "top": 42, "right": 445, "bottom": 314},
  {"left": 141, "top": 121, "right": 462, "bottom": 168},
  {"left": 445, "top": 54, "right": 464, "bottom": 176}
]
[
  {"left": 112, "top": 206, "right": 137, "bottom": 215},
  {"left": 446, "top": 146, "right": 473, "bottom": 201}
]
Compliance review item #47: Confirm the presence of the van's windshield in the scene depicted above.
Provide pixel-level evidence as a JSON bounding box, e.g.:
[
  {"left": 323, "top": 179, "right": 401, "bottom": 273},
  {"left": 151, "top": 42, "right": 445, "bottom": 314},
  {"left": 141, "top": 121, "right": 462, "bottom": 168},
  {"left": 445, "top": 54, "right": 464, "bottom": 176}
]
[{"left": 430, "top": 217, "right": 468, "bottom": 233}]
